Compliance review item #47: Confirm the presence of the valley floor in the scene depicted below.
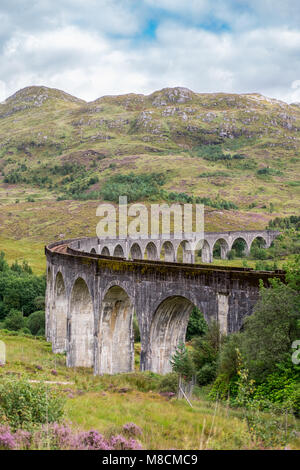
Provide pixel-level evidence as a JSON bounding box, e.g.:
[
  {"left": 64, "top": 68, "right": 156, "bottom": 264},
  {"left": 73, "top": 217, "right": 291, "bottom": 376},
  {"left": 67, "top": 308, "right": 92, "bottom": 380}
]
[{"left": 0, "top": 331, "right": 299, "bottom": 450}]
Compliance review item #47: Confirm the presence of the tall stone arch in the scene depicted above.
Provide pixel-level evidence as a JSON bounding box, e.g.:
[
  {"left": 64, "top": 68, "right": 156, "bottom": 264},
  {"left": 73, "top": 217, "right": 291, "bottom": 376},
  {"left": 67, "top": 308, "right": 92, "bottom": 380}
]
[
  {"left": 129, "top": 243, "right": 143, "bottom": 260},
  {"left": 68, "top": 277, "right": 94, "bottom": 368},
  {"left": 101, "top": 246, "right": 110, "bottom": 256},
  {"left": 45, "top": 266, "right": 53, "bottom": 342},
  {"left": 177, "top": 240, "right": 193, "bottom": 263},
  {"left": 52, "top": 272, "right": 68, "bottom": 353},
  {"left": 212, "top": 238, "right": 230, "bottom": 260},
  {"left": 201, "top": 240, "right": 212, "bottom": 263},
  {"left": 113, "top": 244, "right": 125, "bottom": 258},
  {"left": 145, "top": 242, "right": 158, "bottom": 260},
  {"left": 95, "top": 286, "right": 134, "bottom": 375},
  {"left": 249, "top": 235, "right": 268, "bottom": 251},
  {"left": 230, "top": 237, "right": 250, "bottom": 256},
  {"left": 161, "top": 241, "right": 176, "bottom": 262},
  {"left": 148, "top": 295, "right": 194, "bottom": 374}
]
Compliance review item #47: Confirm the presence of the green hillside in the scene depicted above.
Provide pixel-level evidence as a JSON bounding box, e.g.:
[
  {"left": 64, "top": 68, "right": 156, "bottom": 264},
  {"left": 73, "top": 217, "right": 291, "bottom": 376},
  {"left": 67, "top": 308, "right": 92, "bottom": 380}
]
[
  {"left": 0, "top": 331, "right": 299, "bottom": 450},
  {"left": 0, "top": 85, "right": 299, "bottom": 271}
]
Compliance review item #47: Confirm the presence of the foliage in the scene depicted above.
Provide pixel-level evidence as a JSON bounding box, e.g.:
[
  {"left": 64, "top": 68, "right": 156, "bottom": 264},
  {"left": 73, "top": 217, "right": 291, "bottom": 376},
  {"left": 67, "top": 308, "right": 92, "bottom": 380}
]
[
  {"left": 100, "top": 172, "right": 167, "bottom": 203},
  {"left": 194, "top": 145, "right": 231, "bottom": 161},
  {"left": 133, "top": 314, "right": 140, "bottom": 342},
  {"left": 27, "top": 311, "right": 45, "bottom": 336},
  {"left": 3, "top": 309, "right": 26, "bottom": 331},
  {"left": 158, "top": 373, "right": 178, "bottom": 393},
  {"left": 240, "top": 279, "right": 300, "bottom": 382},
  {"left": 192, "top": 321, "right": 222, "bottom": 385},
  {"left": 186, "top": 307, "right": 208, "bottom": 341},
  {"left": 170, "top": 343, "right": 195, "bottom": 382},
  {"left": 0, "top": 422, "right": 142, "bottom": 450},
  {"left": 210, "top": 261, "right": 300, "bottom": 415},
  {"left": 167, "top": 191, "right": 238, "bottom": 210},
  {"left": 284, "top": 255, "right": 300, "bottom": 291},
  {"left": 253, "top": 362, "right": 300, "bottom": 416},
  {"left": 0, "top": 252, "right": 45, "bottom": 321},
  {"left": 209, "top": 333, "right": 241, "bottom": 399},
  {"left": 0, "top": 378, "right": 65, "bottom": 430}
]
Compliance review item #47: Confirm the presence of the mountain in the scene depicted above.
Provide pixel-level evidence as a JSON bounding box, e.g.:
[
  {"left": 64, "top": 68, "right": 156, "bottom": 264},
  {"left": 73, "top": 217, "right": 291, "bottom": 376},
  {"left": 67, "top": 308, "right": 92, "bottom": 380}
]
[{"left": 0, "top": 85, "right": 299, "bottom": 214}]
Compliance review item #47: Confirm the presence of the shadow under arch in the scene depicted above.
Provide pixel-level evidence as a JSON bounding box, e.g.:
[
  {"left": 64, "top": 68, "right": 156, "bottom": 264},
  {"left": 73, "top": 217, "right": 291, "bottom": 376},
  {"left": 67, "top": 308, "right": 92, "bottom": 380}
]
[
  {"left": 113, "top": 244, "right": 124, "bottom": 258},
  {"left": 129, "top": 243, "right": 143, "bottom": 260},
  {"left": 195, "top": 239, "right": 212, "bottom": 263},
  {"left": 101, "top": 246, "right": 110, "bottom": 256},
  {"left": 250, "top": 235, "right": 267, "bottom": 252},
  {"left": 212, "top": 238, "right": 230, "bottom": 260},
  {"left": 177, "top": 240, "right": 193, "bottom": 263},
  {"left": 160, "top": 241, "right": 175, "bottom": 262},
  {"left": 96, "top": 286, "right": 134, "bottom": 375},
  {"left": 145, "top": 242, "right": 158, "bottom": 260},
  {"left": 90, "top": 248, "right": 97, "bottom": 254},
  {"left": 148, "top": 295, "right": 195, "bottom": 374},
  {"left": 45, "top": 266, "right": 52, "bottom": 342},
  {"left": 53, "top": 272, "right": 67, "bottom": 353},
  {"left": 231, "top": 237, "right": 249, "bottom": 257},
  {"left": 69, "top": 277, "right": 94, "bottom": 368}
]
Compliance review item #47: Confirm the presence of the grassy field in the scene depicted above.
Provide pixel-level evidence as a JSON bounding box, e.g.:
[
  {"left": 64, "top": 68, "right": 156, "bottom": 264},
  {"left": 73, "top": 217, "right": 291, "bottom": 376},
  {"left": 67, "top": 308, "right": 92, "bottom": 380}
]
[
  {"left": 0, "top": 195, "right": 280, "bottom": 275},
  {"left": 0, "top": 331, "right": 299, "bottom": 450},
  {"left": 0, "top": 86, "right": 299, "bottom": 273}
]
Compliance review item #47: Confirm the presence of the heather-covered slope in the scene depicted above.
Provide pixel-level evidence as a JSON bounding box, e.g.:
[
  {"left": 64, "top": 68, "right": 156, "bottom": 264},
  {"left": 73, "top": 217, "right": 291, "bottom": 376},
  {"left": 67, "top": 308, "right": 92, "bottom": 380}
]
[{"left": 0, "top": 86, "right": 299, "bottom": 271}]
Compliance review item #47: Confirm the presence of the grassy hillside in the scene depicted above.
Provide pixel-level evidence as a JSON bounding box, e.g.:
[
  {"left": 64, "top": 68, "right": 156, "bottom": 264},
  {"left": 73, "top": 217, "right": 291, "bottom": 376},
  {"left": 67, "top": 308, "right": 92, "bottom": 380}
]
[
  {"left": 0, "top": 330, "right": 299, "bottom": 450},
  {"left": 0, "top": 86, "right": 300, "bottom": 210},
  {"left": 0, "top": 85, "right": 299, "bottom": 271}
]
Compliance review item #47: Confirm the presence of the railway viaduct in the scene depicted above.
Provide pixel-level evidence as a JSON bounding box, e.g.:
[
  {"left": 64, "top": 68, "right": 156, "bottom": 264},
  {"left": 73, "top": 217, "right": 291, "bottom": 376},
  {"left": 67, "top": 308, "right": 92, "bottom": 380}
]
[{"left": 45, "top": 230, "right": 282, "bottom": 376}]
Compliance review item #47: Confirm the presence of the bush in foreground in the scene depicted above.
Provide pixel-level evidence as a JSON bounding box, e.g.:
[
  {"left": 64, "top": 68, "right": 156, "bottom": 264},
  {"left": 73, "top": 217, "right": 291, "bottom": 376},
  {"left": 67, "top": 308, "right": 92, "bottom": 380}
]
[
  {"left": 0, "top": 379, "right": 65, "bottom": 430},
  {"left": 0, "top": 423, "right": 142, "bottom": 450}
]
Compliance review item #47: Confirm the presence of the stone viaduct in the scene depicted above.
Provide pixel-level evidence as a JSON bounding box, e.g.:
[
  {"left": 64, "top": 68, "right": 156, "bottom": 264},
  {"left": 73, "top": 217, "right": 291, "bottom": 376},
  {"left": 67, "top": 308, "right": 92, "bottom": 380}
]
[
  {"left": 94, "top": 230, "right": 279, "bottom": 263},
  {"left": 45, "top": 230, "right": 282, "bottom": 376}
]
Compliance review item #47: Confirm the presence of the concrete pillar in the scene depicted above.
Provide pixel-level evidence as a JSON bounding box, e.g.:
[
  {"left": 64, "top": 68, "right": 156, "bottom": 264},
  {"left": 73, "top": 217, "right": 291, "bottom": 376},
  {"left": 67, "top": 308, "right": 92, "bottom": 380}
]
[
  {"left": 217, "top": 293, "right": 229, "bottom": 335},
  {"left": 220, "top": 244, "right": 229, "bottom": 260},
  {"left": 202, "top": 242, "right": 212, "bottom": 263}
]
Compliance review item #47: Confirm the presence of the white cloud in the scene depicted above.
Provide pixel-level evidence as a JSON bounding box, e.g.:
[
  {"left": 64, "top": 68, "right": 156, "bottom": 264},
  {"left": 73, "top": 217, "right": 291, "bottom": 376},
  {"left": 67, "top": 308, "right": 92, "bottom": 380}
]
[{"left": 0, "top": 1, "right": 300, "bottom": 103}]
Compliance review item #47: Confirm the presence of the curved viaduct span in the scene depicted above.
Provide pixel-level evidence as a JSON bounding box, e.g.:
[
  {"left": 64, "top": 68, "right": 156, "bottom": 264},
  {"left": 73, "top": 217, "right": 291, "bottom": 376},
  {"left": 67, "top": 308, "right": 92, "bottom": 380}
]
[{"left": 45, "top": 230, "right": 282, "bottom": 376}]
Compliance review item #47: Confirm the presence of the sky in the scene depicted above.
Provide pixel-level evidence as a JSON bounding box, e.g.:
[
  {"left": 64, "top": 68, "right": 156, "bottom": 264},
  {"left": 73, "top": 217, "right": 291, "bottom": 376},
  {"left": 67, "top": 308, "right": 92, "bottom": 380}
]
[{"left": 0, "top": 0, "right": 300, "bottom": 103}]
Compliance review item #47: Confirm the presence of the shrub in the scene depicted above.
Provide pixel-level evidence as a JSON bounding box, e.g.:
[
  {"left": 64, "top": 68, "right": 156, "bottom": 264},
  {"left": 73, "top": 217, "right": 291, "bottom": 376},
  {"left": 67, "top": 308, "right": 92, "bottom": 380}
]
[
  {"left": 0, "top": 423, "right": 143, "bottom": 450},
  {"left": 170, "top": 343, "right": 195, "bottom": 382},
  {"left": 0, "top": 252, "right": 45, "bottom": 320},
  {"left": 122, "top": 422, "right": 142, "bottom": 437},
  {"left": 158, "top": 372, "right": 178, "bottom": 393},
  {"left": 133, "top": 314, "right": 140, "bottom": 342},
  {"left": 3, "top": 309, "right": 26, "bottom": 331},
  {"left": 253, "top": 362, "right": 300, "bottom": 416},
  {"left": 27, "top": 310, "right": 45, "bottom": 336},
  {"left": 186, "top": 307, "right": 208, "bottom": 341},
  {"left": 192, "top": 321, "right": 223, "bottom": 386},
  {"left": 101, "top": 172, "right": 167, "bottom": 203},
  {"left": 241, "top": 280, "right": 300, "bottom": 382},
  {"left": 0, "top": 379, "right": 65, "bottom": 430},
  {"left": 196, "top": 363, "right": 217, "bottom": 385}
]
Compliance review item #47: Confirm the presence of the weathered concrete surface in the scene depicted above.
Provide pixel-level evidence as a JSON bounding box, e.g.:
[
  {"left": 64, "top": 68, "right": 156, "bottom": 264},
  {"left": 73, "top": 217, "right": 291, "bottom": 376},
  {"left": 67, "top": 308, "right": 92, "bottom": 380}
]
[
  {"left": 76, "top": 230, "right": 280, "bottom": 264},
  {"left": 45, "top": 235, "right": 284, "bottom": 376}
]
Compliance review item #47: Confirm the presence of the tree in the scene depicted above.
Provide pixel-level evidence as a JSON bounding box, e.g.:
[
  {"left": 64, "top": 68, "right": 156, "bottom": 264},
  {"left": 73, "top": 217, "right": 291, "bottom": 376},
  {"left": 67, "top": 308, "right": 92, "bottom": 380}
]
[
  {"left": 27, "top": 311, "right": 45, "bottom": 336},
  {"left": 241, "top": 279, "right": 300, "bottom": 382},
  {"left": 4, "top": 309, "right": 26, "bottom": 331},
  {"left": 170, "top": 343, "right": 195, "bottom": 382},
  {"left": 192, "top": 321, "right": 223, "bottom": 385},
  {"left": 186, "top": 308, "right": 207, "bottom": 341}
]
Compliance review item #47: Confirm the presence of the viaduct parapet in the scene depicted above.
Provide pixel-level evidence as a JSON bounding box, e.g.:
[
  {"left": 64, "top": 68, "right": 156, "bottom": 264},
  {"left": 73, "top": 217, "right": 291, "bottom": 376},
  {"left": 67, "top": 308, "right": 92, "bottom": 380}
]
[
  {"left": 45, "top": 230, "right": 283, "bottom": 376},
  {"left": 78, "top": 230, "right": 280, "bottom": 264}
]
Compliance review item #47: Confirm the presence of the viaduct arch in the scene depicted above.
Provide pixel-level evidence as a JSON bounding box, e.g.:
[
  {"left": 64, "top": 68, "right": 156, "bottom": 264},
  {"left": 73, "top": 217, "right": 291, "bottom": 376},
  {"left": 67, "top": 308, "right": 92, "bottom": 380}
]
[{"left": 46, "top": 231, "right": 283, "bottom": 376}]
